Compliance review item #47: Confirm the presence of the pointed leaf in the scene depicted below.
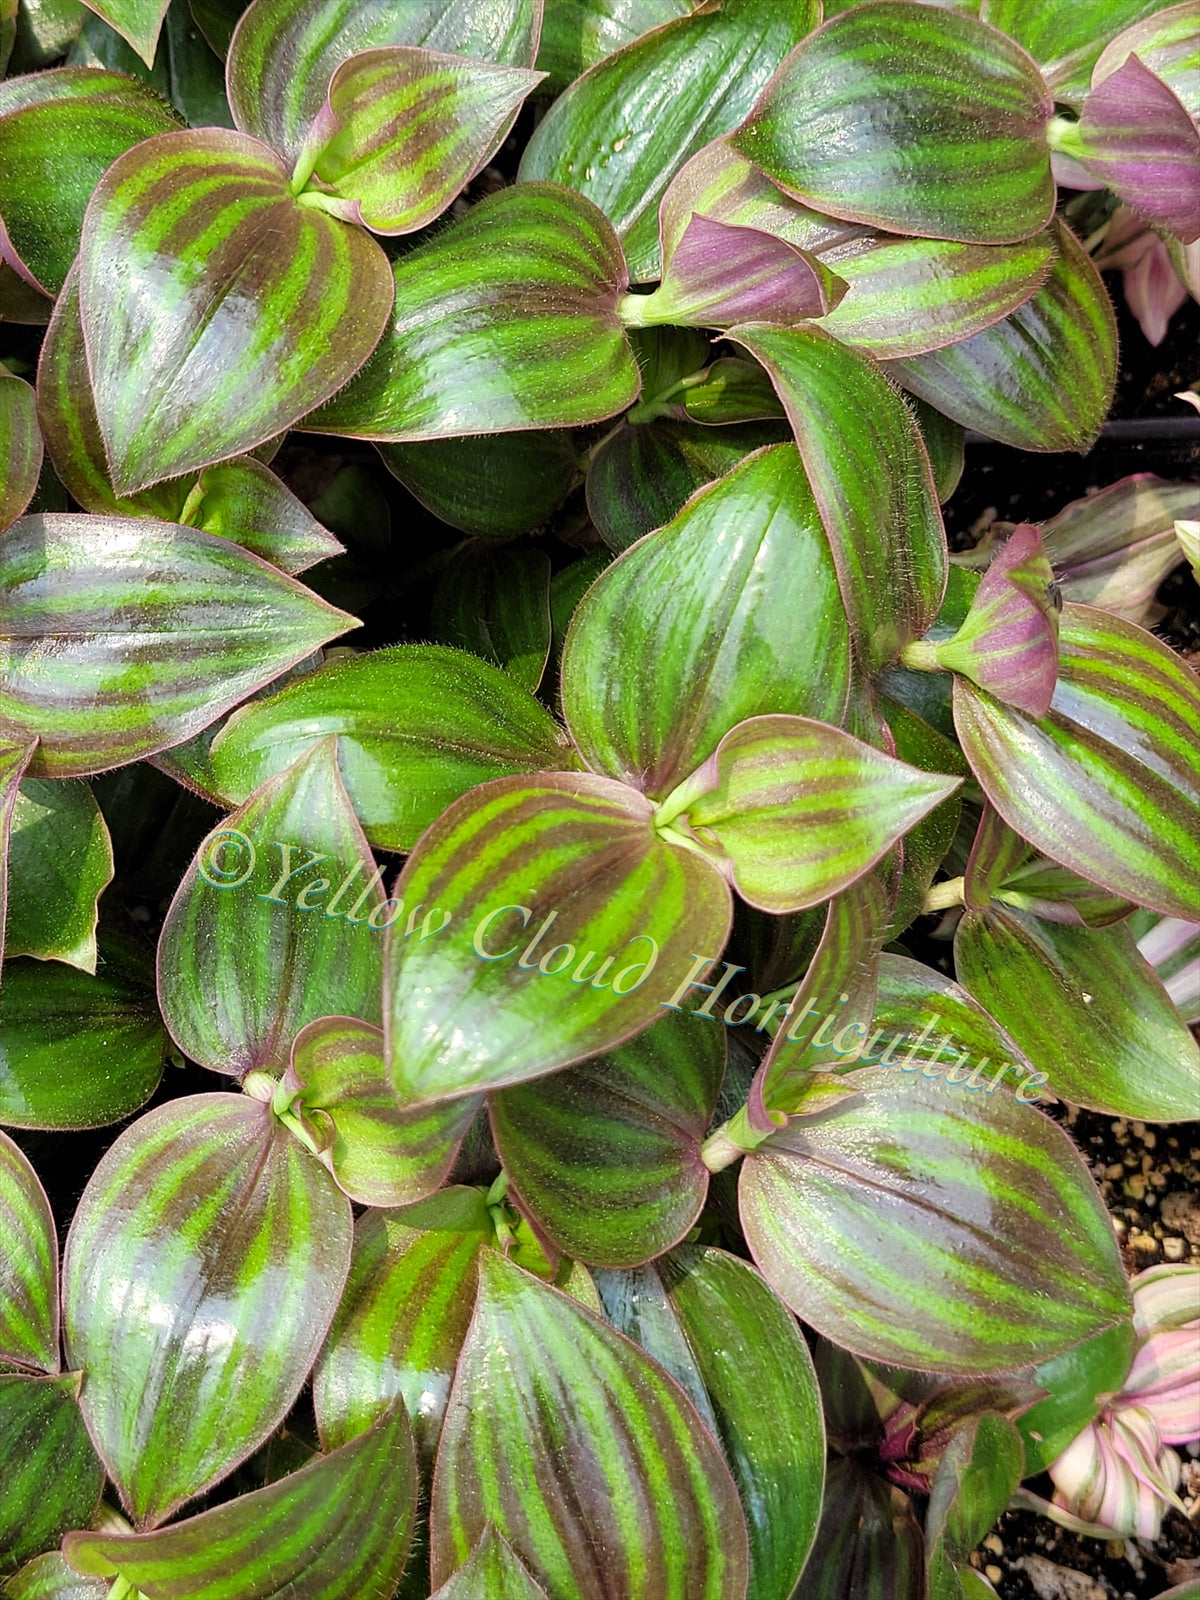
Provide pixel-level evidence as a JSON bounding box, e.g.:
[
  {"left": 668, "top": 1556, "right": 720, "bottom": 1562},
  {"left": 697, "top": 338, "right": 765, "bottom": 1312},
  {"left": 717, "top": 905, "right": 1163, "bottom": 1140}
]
[
  {"left": 956, "top": 906, "right": 1200, "bottom": 1122},
  {"left": 78, "top": 128, "right": 394, "bottom": 493},
  {"left": 379, "top": 430, "right": 578, "bottom": 541},
  {"left": 287, "top": 1017, "right": 476, "bottom": 1206},
  {"left": 157, "top": 739, "right": 383, "bottom": 1077},
  {"left": 62, "top": 1092, "right": 352, "bottom": 1527},
  {"left": 0, "top": 1126, "right": 58, "bottom": 1372},
  {"left": 430, "top": 1251, "right": 750, "bottom": 1600},
  {"left": 980, "top": 0, "right": 1184, "bottom": 103},
  {"left": 0, "top": 514, "right": 356, "bottom": 777},
  {"left": 431, "top": 548, "right": 552, "bottom": 692},
  {"left": 385, "top": 773, "right": 732, "bottom": 1103},
  {"left": 294, "top": 48, "right": 542, "bottom": 234},
  {"left": 304, "top": 183, "right": 638, "bottom": 442},
  {"left": 801, "top": 1459, "right": 925, "bottom": 1600},
  {"left": 430, "top": 1528, "right": 550, "bottom": 1600},
  {"left": 207, "top": 645, "right": 577, "bottom": 852},
  {"left": 313, "top": 1191, "right": 491, "bottom": 1463},
  {"left": 0, "top": 369, "right": 41, "bottom": 533},
  {"left": 953, "top": 603, "right": 1200, "bottom": 919},
  {"left": 227, "top": 0, "right": 541, "bottom": 168},
  {"left": 490, "top": 1008, "right": 725, "bottom": 1266},
  {"left": 733, "top": 2, "right": 1053, "bottom": 244},
  {"left": 63, "top": 1400, "right": 416, "bottom": 1598},
  {"left": 0, "top": 1375, "right": 103, "bottom": 1574},
  {"left": 925, "top": 1413, "right": 1024, "bottom": 1582},
  {"left": 886, "top": 220, "right": 1117, "bottom": 452},
  {"left": 6, "top": 779, "right": 113, "bottom": 971},
  {"left": 520, "top": 0, "right": 820, "bottom": 281},
  {"left": 0, "top": 67, "right": 179, "bottom": 295},
  {"left": 730, "top": 324, "right": 947, "bottom": 669},
  {"left": 563, "top": 443, "right": 852, "bottom": 796},
  {"left": 1093, "top": 3, "right": 1200, "bottom": 120},
  {"left": 740, "top": 1070, "right": 1132, "bottom": 1374},
  {"left": 76, "top": 0, "right": 167, "bottom": 62},
  {"left": 657, "top": 714, "right": 961, "bottom": 913},
  {"left": 185, "top": 456, "right": 343, "bottom": 575},
  {"left": 1076, "top": 54, "right": 1200, "bottom": 244}
]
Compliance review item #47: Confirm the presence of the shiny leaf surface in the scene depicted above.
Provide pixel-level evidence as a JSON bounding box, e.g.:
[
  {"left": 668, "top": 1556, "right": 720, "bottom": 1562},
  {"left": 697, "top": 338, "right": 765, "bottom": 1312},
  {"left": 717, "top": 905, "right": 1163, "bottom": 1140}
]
[
  {"left": 75, "top": 0, "right": 168, "bottom": 62},
  {"left": 6, "top": 779, "right": 112, "bottom": 972},
  {"left": 429, "top": 1528, "right": 550, "bottom": 1600},
  {"left": 980, "top": 0, "right": 1180, "bottom": 102},
  {"left": 0, "top": 1127, "right": 58, "bottom": 1372},
  {"left": 0, "top": 368, "right": 41, "bottom": 533},
  {"left": 379, "top": 430, "right": 578, "bottom": 541}
]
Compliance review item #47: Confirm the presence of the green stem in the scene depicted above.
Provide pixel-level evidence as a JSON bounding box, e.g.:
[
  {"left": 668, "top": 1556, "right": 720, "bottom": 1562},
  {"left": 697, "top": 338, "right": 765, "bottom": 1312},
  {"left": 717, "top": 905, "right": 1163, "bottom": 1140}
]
[
  {"left": 1046, "top": 114, "right": 1087, "bottom": 162},
  {"left": 700, "top": 1104, "right": 776, "bottom": 1173},
  {"left": 899, "top": 639, "right": 943, "bottom": 672},
  {"left": 176, "top": 479, "right": 206, "bottom": 527}
]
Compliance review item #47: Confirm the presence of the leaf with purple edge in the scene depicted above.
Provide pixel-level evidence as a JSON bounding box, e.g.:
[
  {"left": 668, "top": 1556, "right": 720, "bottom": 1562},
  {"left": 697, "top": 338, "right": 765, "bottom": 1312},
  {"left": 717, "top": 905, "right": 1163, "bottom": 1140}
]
[
  {"left": 384, "top": 772, "right": 732, "bottom": 1105},
  {"left": 157, "top": 738, "right": 383, "bottom": 1078},
  {"left": 293, "top": 48, "right": 543, "bottom": 235},
  {"left": 62, "top": 1399, "right": 417, "bottom": 1597},
  {"left": 0, "top": 1126, "right": 58, "bottom": 1373},
  {"left": 0, "top": 1374, "right": 104, "bottom": 1574},
  {"left": 430, "top": 1528, "right": 551, "bottom": 1600},
  {"left": 490, "top": 1007, "right": 725, "bottom": 1267},
  {"left": 75, "top": 0, "right": 168, "bottom": 63},
  {"left": 430, "top": 1250, "right": 751, "bottom": 1600},
  {"left": 0, "top": 369, "right": 41, "bottom": 534},
  {"left": 1092, "top": 3, "right": 1200, "bottom": 121},
  {"left": 0, "top": 514, "right": 356, "bottom": 778},
  {"left": 61, "top": 1092, "right": 352, "bottom": 1529},
  {"left": 656, "top": 713, "right": 961, "bottom": 914},
  {"left": 78, "top": 128, "right": 394, "bottom": 494}
]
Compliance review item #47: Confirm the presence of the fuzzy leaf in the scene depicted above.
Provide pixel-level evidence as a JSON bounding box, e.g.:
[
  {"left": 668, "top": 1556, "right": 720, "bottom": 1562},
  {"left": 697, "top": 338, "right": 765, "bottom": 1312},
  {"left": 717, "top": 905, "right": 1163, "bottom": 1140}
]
[
  {"left": 207, "top": 645, "right": 577, "bottom": 852},
  {"left": 0, "top": 1127, "right": 58, "bottom": 1373},
  {"left": 430, "top": 1528, "right": 550, "bottom": 1600},
  {"left": 1093, "top": 3, "right": 1200, "bottom": 120},
  {"left": 78, "top": 128, "right": 394, "bottom": 493},
  {"left": 1076, "top": 54, "right": 1200, "bottom": 244},
  {"left": 0, "top": 1375, "right": 104, "bottom": 1574},
  {"left": 925, "top": 1413, "right": 1025, "bottom": 1587},
  {"left": 62, "top": 1092, "right": 352, "bottom": 1528},
  {"left": 305, "top": 183, "right": 638, "bottom": 442},
  {"left": 183, "top": 457, "right": 343, "bottom": 574},
  {"left": 6, "top": 779, "right": 113, "bottom": 971},
  {"left": 384, "top": 773, "right": 732, "bottom": 1104},
  {"left": 430, "top": 548, "right": 552, "bottom": 692},
  {"left": 563, "top": 443, "right": 852, "bottom": 797},
  {"left": 732, "top": 2, "right": 1054, "bottom": 244},
  {"left": 980, "top": 0, "right": 1183, "bottom": 102},
  {"left": 0, "top": 514, "right": 356, "bottom": 778},
  {"left": 430, "top": 1252, "right": 751, "bottom": 1599},
  {"left": 0, "top": 369, "right": 41, "bottom": 533},
  {"left": 75, "top": 0, "right": 168, "bottom": 62}
]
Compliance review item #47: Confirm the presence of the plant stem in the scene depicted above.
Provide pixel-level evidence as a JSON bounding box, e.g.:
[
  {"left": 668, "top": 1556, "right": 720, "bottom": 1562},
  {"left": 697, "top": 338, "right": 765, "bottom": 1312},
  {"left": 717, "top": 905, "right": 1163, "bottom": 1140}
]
[{"left": 923, "top": 875, "right": 966, "bottom": 912}]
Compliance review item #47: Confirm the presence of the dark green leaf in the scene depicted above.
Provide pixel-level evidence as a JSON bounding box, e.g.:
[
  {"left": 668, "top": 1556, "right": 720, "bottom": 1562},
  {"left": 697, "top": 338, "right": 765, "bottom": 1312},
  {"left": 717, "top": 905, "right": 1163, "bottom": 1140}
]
[
  {"left": 4, "top": 1548, "right": 112, "bottom": 1600},
  {"left": 0, "top": 1127, "right": 58, "bottom": 1372},
  {"left": 925, "top": 1413, "right": 1024, "bottom": 1596},
  {"left": 881, "top": 696, "right": 966, "bottom": 936},
  {"left": 431, "top": 548, "right": 552, "bottom": 692},
  {"left": 0, "top": 369, "right": 41, "bottom": 533},
  {"left": 6, "top": 779, "right": 113, "bottom": 971},
  {"left": 801, "top": 1459, "right": 924, "bottom": 1600},
  {"left": 0, "top": 1375, "right": 103, "bottom": 1574},
  {"left": 62, "top": 1092, "right": 352, "bottom": 1527},
  {"left": 1015, "top": 1321, "right": 1136, "bottom": 1474},
  {"left": 379, "top": 431, "right": 578, "bottom": 541},
  {"left": 0, "top": 738, "right": 36, "bottom": 984}
]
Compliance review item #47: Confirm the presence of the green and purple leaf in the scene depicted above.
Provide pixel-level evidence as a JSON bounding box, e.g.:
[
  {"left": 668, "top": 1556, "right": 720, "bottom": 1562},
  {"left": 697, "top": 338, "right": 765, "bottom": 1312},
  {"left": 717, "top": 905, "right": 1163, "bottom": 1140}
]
[
  {"left": 379, "top": 430, "right": 578, "bottom": 541},
  {"left": 490, "top": 1008, "right": 725, "bottom": 1267},
  {"left": 430, "top": 1528, "right": 550, "bottom": 1600},
  {"left": 6, "top": 779, "right": 113, "bottom": 971},
  {"left": 75, "top": 0, "right": 168, "bottom": 62},
  {"left": 1075, "top": 55, "right": 1200, "bottom": 243},
  {"left": 183, "top": 457, "right": 343, "bottom": 574},
  {"left": 78, "top": 128, "right": 394, "bottom": 493},
  {"left": 520, "top": 0, "right": 820, "bottom": 281},
  {"left": 0, "top": 1126, "right": 58, "bottom": 1373},
  {"left": 801, "top": 1459, "right": 924, "bottom": 1600},
  {"left": 157, "top": 739, "right": 383, "bottom": 1077},
  {"left": 535, "top": 0, "right": 692, "bottom": 95},
  {"left": 384, "top": 773, "right": 732, "bottom": 1104},
  {"left": 656, "top": 714, "right": 961, "bottom": 913},
  {"left": 0, "top": 1374, "right": 104, "bottom": 1574},
  {"left": 925, "top": 1413, "right": 1025, "bottom": 1593},
  {"left": 63, "top": 1400, "right": 417, "bottom": 1597},
  {"left": 62, "top": 1092, "right": 352, "bottom": 1527},
  {"left": 0, "top": 513, "right": 356, "bottom": 777},
  {"left": 1093, "top": 3, "right": 1200, "bottom": 119},
  {"left": 293, "top": 48, "right": 542, "bottom": 234},
  {"left": 953, "top": 603, "right": 1200, "bottom": 919},
  {"left": 980, "top": 0, "right": 1184, "bottom": 103},
  {"left": 739, "top": 1069, "right": 1132, "bottom": 1374},
  {"left": 207, "top": 645, "right": 577, "bottom": 852},
  {"left": 430, "top": 547, "right": 553, "bottom": 692},
  {"left": 731, "top": 2, "right": 1054, "bottom": 245},
  {"left": 227, "top": 0, "right": 541, "bottom": 167},
  {"left": 305, "top": 183, "right": 639, "bottom": 442},
  {"left": 0, "top": 368, "right": 41, "bottom": 533},
  {"left": 430, "top": 1251, "right": 751, "bottom": 1599},
  {"left": 0, "top": 737, "right": 36, "bottom": 982},
  {"left": 562, "top": 443, "right": 853, "bottom": 797}
]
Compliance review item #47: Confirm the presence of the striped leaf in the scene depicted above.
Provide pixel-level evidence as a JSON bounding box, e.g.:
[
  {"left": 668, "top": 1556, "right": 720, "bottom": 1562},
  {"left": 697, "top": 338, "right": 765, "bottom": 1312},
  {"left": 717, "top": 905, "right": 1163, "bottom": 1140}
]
[
  {"left": 729, "top": 325, "right": 947, "bottom": 670},
  {"left": 0, "top": 514, "right": 355, "bottom": 778},
  {"left": 562, "top": 444, "right": 852, "bottom": 797},
  {"left": 656, "top": 714, "right": 961, "bottom": 913},
  {"left": 227, "top": 0, "right": 541, "bottom": 168},
  {"left": 286, "top": 1016, "right": 477, "bottom": 1206},
  {"left": 1093, "top": 4, "right": 1200, "bottom": 120},
  {"left": 0, "top": 68, "right": 179, "bottom": 295},
  {"left": 6, "top": 779, "right": 114, "bottom": 971},
  {"left": 62, "top": 1400, "right": 417, "bottom": 1598},
  {"left": 431, "top": 548, "right": 552, "bottom": 692},
  {"left": 313, "top": 1190, "right": 491, "bottom": 1464},
  {"left": 0, "top": 736, "right": 36, "bottom": 985},
  {"left": 882, "top": 695, "right": 967, "bottom": 936},
  {"left": 739, "top": 1069, "right": 1132, "bottom": 1374},
  {"left": 430, "top": 1251, "right": 751, "bottom": 1599},
  {"left": 293, "top": 48, "right": 542, "bottom": 234},
  {"left": 77, "top": 128, "right": 394, "bottom": 494},
  {"left": 431, "top": 1528, "right": 550, "bottom": 1600},
  {"left": 732, "top": 3, "right": 1054, "bottom": 245},
  {"left": 384, "top": 773, "right": 732, "bottom": 1103},
  {"left": 537, "top": 0, "right": 692, "bottom": 93},
  {"left": 952, "top": 603, "right": 1200, "bottom": 919},
  {"left": 379, "top": 431, "right": 578, "bottom": 541},
  {"left": 520, "top": 0, "right": 819, "bottom": 281},
  {"left": 925, "top": 1414, "right": 1025, "bottom": 1594},
  {"left": 207, "top": 645, "right": 577, "bottom": 852},
  {"left": 0, "top": 258, "right": 52, "bottom": 326},
  {"left": 157, "top": 739, "right": 383, "bottom": 1078},
  {"left": 4, "top": 1549, "right": 112, "bottom": 1599},
  {"left": 0, "top": 368, "right": 40, "bottom": 533},
  {"left": 800, "top": 1459, "right": 924, "bottom": 1600},
  {"left": 980, "top": 0, "right": 1182, "bottom": 102},
  {"left": 181, "top": 456, "right": 343, "bottom": 575},
  {"left": 955, "top": 907, "right": 1200, "bottom": 1122},
  {"left": 0, "top": 1126, "right": 58, "bottom": 1373},
  {"left": 62, "top": 1092, "right": 352, "bottom": 1528},
  {"left": 0, "top": 1375, "right": 104, "bottom": 1574},
  {"left": 490, "top": 1008, "right": 725, "bottom": 1267},
  {"left": 0, "top": 940, "right": 165, "bottom": 1131},
  {"left": 816, "top": 233, "right": 1056, "bottom": 359},
  {"left": 886, "top": 220, "right": 1117, "bottom": 452},
  {"left": 595, "top": 1245, "right": 825, "bottom": 1600},
  {"left": 304, "top": 183, "right": 638, "bottom": 442},
  {"left": 75, "top": 0, "right": 168, "bottom": 62}
]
